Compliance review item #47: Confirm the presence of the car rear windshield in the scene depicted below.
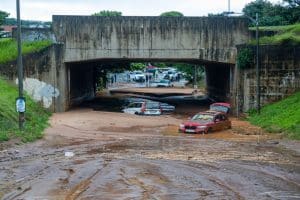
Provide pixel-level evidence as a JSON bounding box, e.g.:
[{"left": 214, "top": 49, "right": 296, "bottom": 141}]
[
  {"left": 128, "top": 102, "right": 143, "bottom": 108},
  {"left": 210, "top": 105, "right": 229, "bottom": 113},
  {"left": 146, "top": 102, "right": 160, "bottom": 109},
  {"left": 191, "top": 114, "right": 213, "bottom": 122}
]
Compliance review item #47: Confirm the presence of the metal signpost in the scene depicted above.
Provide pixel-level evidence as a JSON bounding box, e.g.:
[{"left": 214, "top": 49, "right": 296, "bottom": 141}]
[{"left": 255, "top": 13, "right": 261, "bottom": 113}]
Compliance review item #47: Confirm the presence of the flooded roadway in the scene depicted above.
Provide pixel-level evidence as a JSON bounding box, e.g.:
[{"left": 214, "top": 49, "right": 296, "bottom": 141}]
[{"left": 0, "top": 108, "right": 299, "bottom": 200}]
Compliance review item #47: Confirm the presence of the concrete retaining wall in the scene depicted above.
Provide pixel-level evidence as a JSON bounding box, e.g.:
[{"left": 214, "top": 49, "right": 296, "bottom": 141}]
[
  {"left": 235, "top": 45, "right": 300, "bottom": 112},
  {"left": 0, "top": 44, "right": 67, "bottom": 112}
]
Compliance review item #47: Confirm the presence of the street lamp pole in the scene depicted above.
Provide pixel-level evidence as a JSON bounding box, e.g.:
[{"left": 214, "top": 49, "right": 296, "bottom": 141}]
[
  {"left": 223, "top": 11, "right": 260, "bottom": 113},
  {"left": 16, "top": 0, "right": 25, "bottom": 129},
  {"left": 255, "top": 13, "right": 260, "bottom": 113}
]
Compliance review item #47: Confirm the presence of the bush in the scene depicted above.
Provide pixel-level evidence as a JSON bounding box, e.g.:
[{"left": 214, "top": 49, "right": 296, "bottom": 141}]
[
  {"left": 0, "top": 38, "right": 52, "bottom": 64},
  {"left": 249, "top": 23, "right": 300, "bottom": 45},
  {"left": 237, "top": 48, "right": 254, "bottom": 69},
  {"left": 248, "top": 91, "right": 300, "bottom": 139},
  {"left": 0, "top": 78, "right": 51, "bottom": 142}
]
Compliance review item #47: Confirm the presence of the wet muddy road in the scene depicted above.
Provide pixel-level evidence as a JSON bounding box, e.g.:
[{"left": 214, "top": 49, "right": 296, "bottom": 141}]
[{"left": 1, "top": 109, "right": 300, "bottom": 199}]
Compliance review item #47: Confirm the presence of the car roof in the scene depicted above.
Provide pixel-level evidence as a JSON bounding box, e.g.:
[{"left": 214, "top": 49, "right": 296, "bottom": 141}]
[
  {"left": 210, "top": 102, "right": 231, "bottom": 108},
  {"left": 129, "top": 101, "right": 144, "bottom": 104},
  {"left": 146, "top": 101, "right": 160, "bottom": 104},
  {"left": 196, "top": 110, "right": 224, "bottom": 116}
]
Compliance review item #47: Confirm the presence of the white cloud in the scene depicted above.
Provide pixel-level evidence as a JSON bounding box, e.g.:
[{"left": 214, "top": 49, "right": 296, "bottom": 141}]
[{"left": 1, "top": 0, "right": 282, "bottom": 21}]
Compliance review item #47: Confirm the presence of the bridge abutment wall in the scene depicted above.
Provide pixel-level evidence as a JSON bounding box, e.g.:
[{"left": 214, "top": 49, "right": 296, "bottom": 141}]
[
  {"left": 234, "top": 45, "right": 300, "bottom": 113},
  {"left": 0, "top": 44, "right": 68, "bottom": 112}
]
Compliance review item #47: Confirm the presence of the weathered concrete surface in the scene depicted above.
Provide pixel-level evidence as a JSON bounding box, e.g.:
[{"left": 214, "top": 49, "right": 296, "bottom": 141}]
[
  {"left": 0, "top": 44, "right": 67, "bottom": 112},
  {"left": 4, "top": 17, "right": 299, "bottom": 113},
  {"left": 235, "top": 45, "right": 300, "bottom": 112},
  {"left": 52, "top": 16, "right": 250, "bottom": 64}
]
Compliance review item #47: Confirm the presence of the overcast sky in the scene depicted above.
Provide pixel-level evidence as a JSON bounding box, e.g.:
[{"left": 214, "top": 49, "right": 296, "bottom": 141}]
[{"left": 1, "top": 0, "right": 281, "bottom": 21}]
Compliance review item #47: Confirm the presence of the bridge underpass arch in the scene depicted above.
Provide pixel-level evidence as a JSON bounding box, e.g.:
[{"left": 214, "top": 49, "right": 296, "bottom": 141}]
[
  {"left": 52, "top": 16, "right": 250, "bottom": 112},
  {"left": 65, "top": 58, "right": 234, "bottom": 110}
]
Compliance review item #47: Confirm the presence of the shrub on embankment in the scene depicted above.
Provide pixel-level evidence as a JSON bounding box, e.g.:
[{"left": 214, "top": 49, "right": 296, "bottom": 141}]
[
  {"left": 0, "top": 38, "right": 52, "bottom": 64},
  {"left": 0, "top": 77, "right": 51, "bottom": 142},
  {"left": 249, "top": 23, "right": 300, "bottom": 45},
  {"left": 248, "top": 91, "right": 300, "bottom": 139}
]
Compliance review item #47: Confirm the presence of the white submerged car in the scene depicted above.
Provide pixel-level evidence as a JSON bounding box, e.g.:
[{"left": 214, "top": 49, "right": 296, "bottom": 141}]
[{"left": 122, "top": 101, "right": 162, "bottom": 115}]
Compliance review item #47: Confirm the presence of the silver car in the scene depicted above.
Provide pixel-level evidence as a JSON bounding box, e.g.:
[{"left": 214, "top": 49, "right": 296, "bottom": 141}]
[{"left": 122, "top": 101, "right": 161, "bottom": 115}]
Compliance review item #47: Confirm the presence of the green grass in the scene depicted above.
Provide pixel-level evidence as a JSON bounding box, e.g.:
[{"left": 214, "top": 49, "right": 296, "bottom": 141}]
[
  {"left": 0, "top": 77, "right": 51, "bottom": 142},
  {"left": 248, "top": 91, "right": 300, "bottom": 139},
  {"left": 250, "top": 23, "right": 300, "bottom": 32},
  {"left": 0, "top": 38, "right": 52, "bottom": 64},
  {"left": 249, "top": 23, "right": 300, "bottom": 45}
]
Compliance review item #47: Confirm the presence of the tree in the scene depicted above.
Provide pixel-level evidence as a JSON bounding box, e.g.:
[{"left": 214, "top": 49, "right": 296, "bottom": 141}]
[
  {"left": 130, "top": 63, "right": 146, "bottom": 71},
  {"left": 160, "top": 11, "right": 184, "bottom": 17},
  {"left": 242, "top": 0, "right": 299, "bottom": 26},
  {"left": 92, "top": 10, "right": 122, "bottom": 16},
  {"left": 283, "top": 0, "right": 300, "bottom": 7},
  {"left": 243, "top": 0, "right": 274, "bottom": 25},
  {"left": 0, "top": 10, "right": 9, "bottom": 26}
]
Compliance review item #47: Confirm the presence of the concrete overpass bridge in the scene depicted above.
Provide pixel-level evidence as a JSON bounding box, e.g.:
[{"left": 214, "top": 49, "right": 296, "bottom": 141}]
[
  {"left": 47, "top": 16, "right": 250, "bottom": 111},
  {"left": 53, "top": 16, "right": 249, "bottom": 63},
  {"left": 1, "top": 16, "right": 254, "bottom": 112}
]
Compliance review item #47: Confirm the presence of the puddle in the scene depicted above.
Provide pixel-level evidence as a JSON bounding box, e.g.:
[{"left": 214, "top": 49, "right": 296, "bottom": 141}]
[
  {"left": 98, "top": 125, "right": 165, "bottom": 134},
  {"left": 162, "top": 125, "right": 273, "bottom": 142},
  {"left": 162, "top": 125, "right": 181, "bottom": 136}
]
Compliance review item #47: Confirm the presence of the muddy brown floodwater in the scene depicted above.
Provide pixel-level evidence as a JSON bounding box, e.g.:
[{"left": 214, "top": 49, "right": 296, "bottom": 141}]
[{"left": 0, "top": 108, "right": 300, "bottom": 200}]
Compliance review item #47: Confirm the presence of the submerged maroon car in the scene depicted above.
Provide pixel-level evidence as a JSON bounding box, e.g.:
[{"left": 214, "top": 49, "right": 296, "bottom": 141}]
[
  {"left": 179, "top": 103, "right": 231, "bottom": 134},
  {"left": 179, "top": 111, "right": 231, "bottom": 134}
]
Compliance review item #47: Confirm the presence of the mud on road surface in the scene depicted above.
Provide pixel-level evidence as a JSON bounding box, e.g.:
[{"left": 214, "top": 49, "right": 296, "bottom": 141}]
[{"left": 1, "top": 109, "right": 300, "bottom": 199}]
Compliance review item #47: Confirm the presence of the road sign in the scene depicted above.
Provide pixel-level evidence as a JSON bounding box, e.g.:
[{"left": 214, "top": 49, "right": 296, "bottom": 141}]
[{"left": 16, "top": 97, "right": 26, "bottom": 113}]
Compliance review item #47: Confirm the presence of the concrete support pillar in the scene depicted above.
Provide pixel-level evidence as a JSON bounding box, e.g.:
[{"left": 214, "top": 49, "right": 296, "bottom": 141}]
[
  {"left": 232, "top": 63, "right": 240, "bottom": 117},
  {"left": 194, "top": 65, "right": 198, "bottom": 89},
  {"left": 55, "top": 63, "right": 69, "bottom": 112},
  {"left": 52, "top": 44, "right": 69, "bottom": 112}
]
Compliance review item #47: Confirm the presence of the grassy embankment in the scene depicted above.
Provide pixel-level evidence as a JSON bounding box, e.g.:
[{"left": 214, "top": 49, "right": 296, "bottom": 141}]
[
  {"left": 247, "top": 23, "right": 300, "bottom": 139},
  {"left": 0, "top": 38, "right": 52, "bottom": 142},
  {"left": 249, "top": 23, "right": 300, "bottom": 45},
  {"left": 0, "top": 38, "right": 52, "bottom": 64},
  {"left": 248, "top": 92, "right": 300, "bottom": 139}
]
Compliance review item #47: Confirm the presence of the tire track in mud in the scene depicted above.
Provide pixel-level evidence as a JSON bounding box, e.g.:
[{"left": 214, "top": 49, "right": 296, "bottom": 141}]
[
  {"left": 183, "top": 160, "right": 300, "bottom": 199},
  {"left": 0, "top": 141, "right": 105, "bottom": 199},
  {"left": 64, "top": 158, "right": 112, "bottom": 200},
  {"left": 64, "top": 169, "right": 101, "bottom": 200},
  {"left": 221, "top": 161, "right": 300, "bottom": 198},
  {"left": 155, "top": 160, "right": 245, "bottom": 199},
  {"left": 118, "top": 162, "right": 170, "bottom": 200},
  {"left": 1, "top": 126, "right": 299, "bottom": 199},
  {"left": 1, "top": 165, "right": 50, "bottom": 200},
  {"left": 94, "top": 157, "right": 244, "bottom": 199}
]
